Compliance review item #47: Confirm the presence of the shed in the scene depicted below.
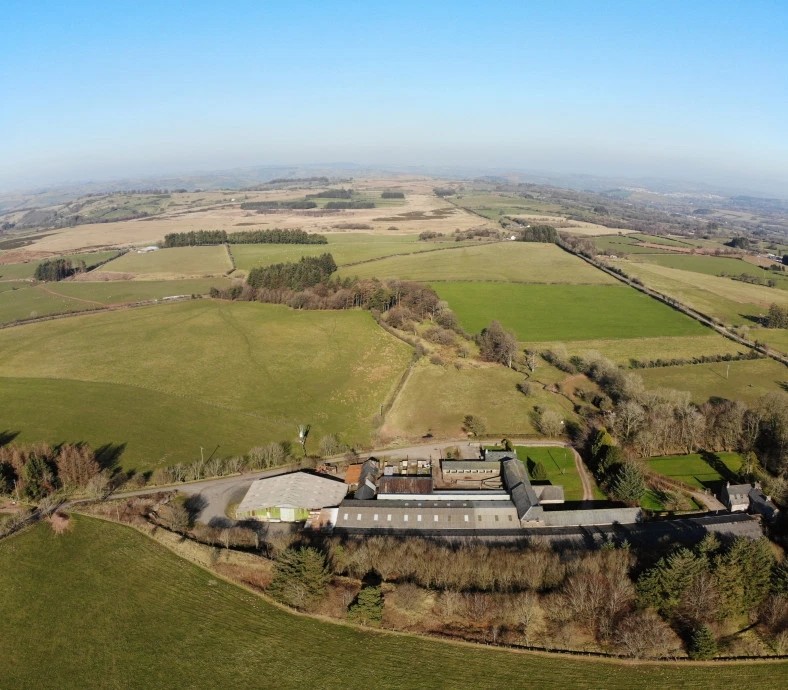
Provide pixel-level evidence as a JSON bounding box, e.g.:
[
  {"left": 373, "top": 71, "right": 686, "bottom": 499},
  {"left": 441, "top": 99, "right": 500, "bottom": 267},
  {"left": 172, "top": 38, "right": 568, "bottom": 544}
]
[{"left": 236, "top": 472, "right": 348, "bottom": 522}]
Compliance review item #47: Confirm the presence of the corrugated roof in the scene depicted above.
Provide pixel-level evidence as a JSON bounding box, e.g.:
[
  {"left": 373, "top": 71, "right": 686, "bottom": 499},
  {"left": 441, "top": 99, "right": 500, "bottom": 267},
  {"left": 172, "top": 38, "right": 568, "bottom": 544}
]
[
  {"left": 237, "top": 472, "right": 348, "bottom": 512},
  {"left": 378, "top": 476, "right": 434, "bottom": 494},
  {"left": 344, "top": 464, "right": 363, "bottom": 485},
  {"left": 502, "top": 458, "right": 542, "bottom": 520}
]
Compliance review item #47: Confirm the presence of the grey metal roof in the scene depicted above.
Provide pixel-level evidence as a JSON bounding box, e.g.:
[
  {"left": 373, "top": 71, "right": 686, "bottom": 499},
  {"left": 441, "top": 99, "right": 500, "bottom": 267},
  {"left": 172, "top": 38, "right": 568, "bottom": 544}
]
[
  {"left": 542, "top": 507, "right": 643, "bottom": 527},
  {"left": 441, "top": 460, "right": 500, "bottom": 471},
  {"left": 502, "top": 457, "right": 542, "bottom": 520},
  {"left": 533, "top": 485, "right": 565, "bottom": 503},
  {"left": 237, "top": 472, "right": 348, "bottom": 512},
  {"left": 749, "top": 487, "right": 780, "bottom": 520},
  {"left": 354, "top": 458, "right": 380, "bottom": 500},
  {"left": 483, "top": 450, "right": 517, "bottom": 462}
]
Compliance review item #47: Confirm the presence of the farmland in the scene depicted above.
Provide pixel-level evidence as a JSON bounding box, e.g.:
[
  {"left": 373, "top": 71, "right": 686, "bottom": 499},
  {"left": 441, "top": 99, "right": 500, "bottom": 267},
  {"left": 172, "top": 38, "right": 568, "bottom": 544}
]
[
  {"left": 340, "top": 242, "right": 617, "bottom": 283},
  {"left": 0, "top": 278, "right": 229, "bottom": 326},
  {"left": 648, "top": 452, "right": 743, "bottom": 490},
  {"left": 97, "top": 245, "right": 232, "bottom": 278},
  {"left": 632, "top": 253, "right": 788, "bottom": 289},
  {"left": 0, "top": 250, "right": 120, "bottom": 280},
  {"left": 0, "top": 300, "right": 412, "bottom": 470},
  {"left": 434, "top": 282, "right": 707, "bottom": 342},
  {"left": 521, "top": 335, "right": 746, "bottom": 365},
  {"left": 381, "top": 359, "right": 575, "bottom": 441},
  {"left": 639, "top": 358, "right": 787, "bottom": 403},
  {"left": 2, "top": 518, "right": 781, "bottom": 690},
  {"left": 610, "top": 259, "right": 788, "bottom": 325}
]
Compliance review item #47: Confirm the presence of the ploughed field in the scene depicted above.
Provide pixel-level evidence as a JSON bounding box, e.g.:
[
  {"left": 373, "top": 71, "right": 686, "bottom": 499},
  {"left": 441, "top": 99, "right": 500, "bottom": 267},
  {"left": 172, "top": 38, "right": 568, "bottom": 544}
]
[
  {"left": 1, "top": 517, "right": 783, "bottom": 690},
  {"left": 0, "top": 300, "right": 412, "bottom": 470}
]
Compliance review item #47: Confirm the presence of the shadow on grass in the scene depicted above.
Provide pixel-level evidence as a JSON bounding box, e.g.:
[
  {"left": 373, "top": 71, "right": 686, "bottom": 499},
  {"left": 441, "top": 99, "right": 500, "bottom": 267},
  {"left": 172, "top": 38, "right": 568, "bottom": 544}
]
[
  {"left": 95, "top": 442, "right": 127, "bottom": 472},
  {"left": 0, "top": 430, "right": 19, "bottom": 447},
  {"left": 699, "top": 449, "right": 738, "bottom": 492}
]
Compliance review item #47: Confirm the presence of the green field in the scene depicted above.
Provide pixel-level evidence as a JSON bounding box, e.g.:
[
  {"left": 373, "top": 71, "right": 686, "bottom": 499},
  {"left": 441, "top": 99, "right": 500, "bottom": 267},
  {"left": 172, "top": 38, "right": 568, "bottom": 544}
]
[
  {"left": 633, "top": 253, "right": 788, "bottom": 289},
  {"left": 522, "top": 334, "right": 746, "bottom": 365},
  {"left": 751, "top": 328, "right": 788, "bottom": 354},
  {"left": 229, "top": 233, "right": 473, "bottom": 272},
  {"left": 339, "top": 242, "right": 616, "bottom": 283},
  {"left": 648, "top": 452, "right": 743, "bottom": 490},
  {"left": 611, "top": 260, "right": 787, "bottom": 325},
  {"left": 515, "top": 445, "right": 583, "bottom": 501},
  {"left": 0, "top": 250, "right": 121, "bottom": 280},
  {"left": 98, "top": 246, "right": 232, "bottom": 277},
  {"left": 0, "top": 301, "right": 412, "bottom": 470},
  {"left": 640, "top": 358, "right": 787, "bottom": 403},
  {"left": 0, "top": 278, "right": 230, "bottom": 325},
  {"left": 594, "top": 235, "right": 673, "bottom": 255},
  {"left": 449, "top": 192, "right": 563, "bottom": 218},
  {"left": 434, "top": 282, "right": 708, "bottom": 341},
  {"left": 4, "top": 518, "right": 782, "bottom": 689},
  {"left": 382, "top": 359, "right": 575, "bottom": 440}
]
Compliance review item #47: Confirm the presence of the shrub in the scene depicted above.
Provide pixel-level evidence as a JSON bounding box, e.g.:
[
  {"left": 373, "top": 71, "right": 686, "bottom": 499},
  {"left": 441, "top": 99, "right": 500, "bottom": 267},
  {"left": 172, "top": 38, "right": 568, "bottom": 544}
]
[
  {"left": 463, "top": 415, "right": 486, "bottom": 437},
  {"left": 347, "top": 585, "right": 384, "bottom": 625},
  {"left": 687, "top": 624, "right": 717, "bottom": 660}
]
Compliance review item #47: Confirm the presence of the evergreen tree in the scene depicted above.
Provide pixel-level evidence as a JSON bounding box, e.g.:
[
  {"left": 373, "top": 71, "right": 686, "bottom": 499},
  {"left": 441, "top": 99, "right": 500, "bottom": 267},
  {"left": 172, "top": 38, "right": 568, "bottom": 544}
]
[
  {"left": 268, "top": 547, "right": 331, "bottom": 611},
  {"left": 529, "top": 460, "right": 547, "bottom": 481},
  {"left": 611, "top": 462, "right": 646, "bottom": 503},
  {"left": 688, "top": 625, "right": 717, "bottom": 660},
  {"left": 347, "top": 585, "right": 384, "bottom": 626}
]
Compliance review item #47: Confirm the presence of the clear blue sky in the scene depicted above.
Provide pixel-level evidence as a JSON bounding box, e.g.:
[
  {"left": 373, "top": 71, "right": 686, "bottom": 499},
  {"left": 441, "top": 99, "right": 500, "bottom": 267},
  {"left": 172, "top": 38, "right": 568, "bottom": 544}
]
[{"left": 2, "top": 0, "right": 787, "bottom": 193}]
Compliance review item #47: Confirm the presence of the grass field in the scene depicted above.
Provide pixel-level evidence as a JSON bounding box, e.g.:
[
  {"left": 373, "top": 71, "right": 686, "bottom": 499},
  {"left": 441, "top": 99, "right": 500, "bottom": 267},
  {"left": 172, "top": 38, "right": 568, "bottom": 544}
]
[
  {"left": 0, "top": 278, "right": 229, "bottom": 325},
  {"left": 0, "top": 250, "right": 121, "bottom": 280},
  {"left": 522, "top": 334, "right": 746, "bottom": 365},
  {"left": 515, "top": 445, "right": 582, "bottom": 501},
  {"left": 648, "top": 452, "right": 743, "bottom": 490},
  {"left": 434, "top": 282, "right": 708, "bottom": 341},
  {"left": 633, "top": 253, "right": 788, "bottom": 289},
  {"left": 381, "top": 359, "right": 575, "bottom": 441},
  {"left": 639, "top": 358, "right": 787, "bottom": 403},
  {"left": 229, "top": 233, "right": 474, "bottom": 272},
  {"left": 751, "top": 328, "right": 788, "bottom": 354},
  {"left": 0, "top": 301, "right": 412, "bottom": 470},
  {"left": 611, "top": 260, "right": 787, "bottom": 325},
  {"left": 97, "top": 246, "right": 232, "bottom": 277},
  {"left": 339, "top": 242, "right": 616, "bottom": 283},
  {"left": 3, "top": 518, "right": 783, "bottom": 689}
]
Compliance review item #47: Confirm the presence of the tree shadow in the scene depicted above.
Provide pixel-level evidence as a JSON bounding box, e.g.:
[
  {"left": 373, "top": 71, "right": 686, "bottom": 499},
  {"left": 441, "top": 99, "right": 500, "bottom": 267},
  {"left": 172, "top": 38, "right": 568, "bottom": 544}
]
[
  {"left": 0, "top": 430, "right": 19, "bottom": 447},
  {"left": 740, "top": 314, "right": 765, "bottom": 326},
  {"left": 699, "top": 450, "right": 737, "bottom": 490},
  {"left": 184, "top": 494, "right": 208, "bottom": 524},
  {"left": 95, "top": 442, "right": 127, "bottom": 472}
]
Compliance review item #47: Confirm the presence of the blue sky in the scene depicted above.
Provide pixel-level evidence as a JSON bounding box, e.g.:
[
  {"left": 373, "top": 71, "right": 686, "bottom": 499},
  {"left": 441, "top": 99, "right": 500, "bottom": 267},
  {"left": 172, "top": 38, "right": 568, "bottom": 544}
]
[{"left": 1, "top": 0, "right": 787, "bottom": 193}]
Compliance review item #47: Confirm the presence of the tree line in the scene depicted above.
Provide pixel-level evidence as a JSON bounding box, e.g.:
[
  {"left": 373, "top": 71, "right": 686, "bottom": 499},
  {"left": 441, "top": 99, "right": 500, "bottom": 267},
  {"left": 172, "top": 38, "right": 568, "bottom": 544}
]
[
  {"left": 162, "top": 228, "right": 327, "bottom": 247},
  {"left": 34, "top": 258, "right": 86, "bottom": 281},
  {"left": 240, "top": 200, "right": 318, "bottom": 210},
  {"left": 305, "top": 189, "right": 353, "bottom": 199},
  {"left": 381, "top": 191, "right": 405, "bottom": 199}
]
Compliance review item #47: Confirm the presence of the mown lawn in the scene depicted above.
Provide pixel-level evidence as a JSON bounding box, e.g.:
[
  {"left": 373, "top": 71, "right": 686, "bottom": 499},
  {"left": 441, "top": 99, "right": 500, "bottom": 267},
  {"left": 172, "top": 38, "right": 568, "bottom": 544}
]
[
  {"left": 0, "top": 301, "right": 412, "bottom": 470},
  {"left": 639, "top": 358, "right": 787, "bottom": 403},
  {"left": 339, "top": 242, "right": 615, "bottom": 284},
  {"left": 97, "top": 245, "right": 232, "bottom": 277},
  {"left": 1, "top": 517, "right": 784, "bottom": 690},
  {"left": 648, "top": 452, "right": 743, "bottom": 490},
  {"left": 435, "top": 282, "right": 707, "bottom": 341},
  {"left": 515, "top": 445, "right": 583, "bottom": 501}
]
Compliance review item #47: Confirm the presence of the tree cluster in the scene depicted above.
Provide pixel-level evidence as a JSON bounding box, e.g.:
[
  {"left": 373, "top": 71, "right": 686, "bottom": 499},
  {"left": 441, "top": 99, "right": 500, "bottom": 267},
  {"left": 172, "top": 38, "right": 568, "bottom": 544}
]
[
  {"left": 764, "top": 303, "right": 788, "bottom": 328},
  {"left": 0, "top": 443, "right": 102, "bottom": 499},
  {"left": 34, "top": 258, "right": 85, "bottom": 282},
  {"left": 246, "top": 253, "right": 337, "bottom": 291},
  {"left": 517, "top": 224, "right": 558, "bottom": 243},
  {"left": 240, "top": 200, "right": 318, "bottom": 210},
  {"left": 162, "top": 229, "right": 326, "bottom": 247},
  {"left": 477, "top": 321, "right": 518, "bottom": 368},
  {"left": 305, "top": 189, "right": 352, "bottom": 199},
  {"left": 381, "top": 191, "right": 405, "bottom": 199},
  {"left": 324, "top": 201, "right": 375, "bottom": 209}
]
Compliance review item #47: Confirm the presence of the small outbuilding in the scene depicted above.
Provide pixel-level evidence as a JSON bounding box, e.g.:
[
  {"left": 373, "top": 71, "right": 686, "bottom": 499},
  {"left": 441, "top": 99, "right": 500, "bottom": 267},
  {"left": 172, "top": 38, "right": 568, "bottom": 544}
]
[{"left": 236, "top": 472, "right": 348, "bottom": 522}]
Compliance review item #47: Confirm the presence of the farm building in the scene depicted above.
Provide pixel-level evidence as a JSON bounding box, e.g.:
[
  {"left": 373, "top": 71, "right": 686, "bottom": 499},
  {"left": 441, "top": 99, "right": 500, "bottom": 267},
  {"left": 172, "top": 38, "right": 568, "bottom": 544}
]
[
  {"left": 236, "top": 472, "right": 348, "bottom": 522},
  {"left": 721, "top": 482, "right": 780, "bottom": 521}
]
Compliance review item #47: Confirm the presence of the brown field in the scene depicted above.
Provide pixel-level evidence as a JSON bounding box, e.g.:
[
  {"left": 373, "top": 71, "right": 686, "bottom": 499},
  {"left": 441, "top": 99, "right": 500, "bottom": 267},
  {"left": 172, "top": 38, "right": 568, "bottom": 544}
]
[
  {"left": 8, "top": 179, "right": 494, "bottom": 256},
  {"left": 510, "top": 214, "right": 633, "bottom": 236}
]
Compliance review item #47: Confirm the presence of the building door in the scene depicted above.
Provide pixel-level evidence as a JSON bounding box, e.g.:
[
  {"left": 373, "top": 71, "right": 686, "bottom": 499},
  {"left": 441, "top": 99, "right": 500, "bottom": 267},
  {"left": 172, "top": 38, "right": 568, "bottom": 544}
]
[{"left": 280, "top": 507, "right": 296, "bottom": 522}]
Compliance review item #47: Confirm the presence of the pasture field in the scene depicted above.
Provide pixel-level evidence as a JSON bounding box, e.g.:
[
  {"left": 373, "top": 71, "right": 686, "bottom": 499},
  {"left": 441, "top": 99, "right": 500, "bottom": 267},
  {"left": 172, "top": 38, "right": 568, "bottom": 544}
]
[
  {"left": 381, "top": 359, "right": 575, "bottom": 441},
  {"left": 450, "top": 191, "right": 564, "bottom": 218},
  {"left": 648, "top": 452, "right": 743, "bottom": 490},
  {"left": 515, "top": 445, "right": 583, "bottom": 501},
  {"left": 522, "top": 334, "right": 746, "bottom": 365},
  {"left": 97, "top": 245, "right": 232, "bottom": 277},
  {"left": 0, "top": 250, "right": 121, "bottom": 280},
  {"left": 629, "top": 233, "right": 694, "bottom": 247},
  {"left": 751, "top": 328, "right": 788, "bottom": 354},
  {"left": 3, "top": 519, "right": 781, "bottom": 690},
  {"left": 0, "top": 300, "right": 412, "bottom": 470},
  {"left": 0, "top": 278, "right": 229, "bottom": 326},
  {"left": 340, "top": 242, "right": 617, "bottom": 283},
  {"left": 633, "top": 253, "right": 788, "bottom": 289},
  {"left": 594, "top": 235, "right": 672, "bottom": 255},
  {"left": 230, "top": 233, "right": 474, "bottom": 272},
  {"left": 434, "top": 282, "right": 707, "bottom": 342},
  {"left": 639, "top": 358, "right": 787, "bottom": 403},
  {"left": 612, "top": 259, "right": 787, "bottom": 325},
  {"left": 0, "top": 377, "right": 269, "bottom": 469}
]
